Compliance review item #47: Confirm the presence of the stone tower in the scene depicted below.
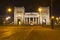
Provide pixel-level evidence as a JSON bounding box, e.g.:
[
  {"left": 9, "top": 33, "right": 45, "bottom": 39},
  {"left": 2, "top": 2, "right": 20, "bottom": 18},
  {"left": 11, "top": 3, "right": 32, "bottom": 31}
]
[
  {"left": 14, "top": 7, "right": 25, "bottom": 25},
  {"left": 39, "top": 7, "right": 50, "bottom": 25}
]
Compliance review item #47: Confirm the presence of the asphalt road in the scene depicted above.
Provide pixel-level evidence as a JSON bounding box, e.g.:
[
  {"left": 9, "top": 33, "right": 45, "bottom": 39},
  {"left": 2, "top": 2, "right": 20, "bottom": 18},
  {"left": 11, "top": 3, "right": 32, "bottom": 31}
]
[{"left": 0, "top": 26, "right": 60, "bottom": 40}]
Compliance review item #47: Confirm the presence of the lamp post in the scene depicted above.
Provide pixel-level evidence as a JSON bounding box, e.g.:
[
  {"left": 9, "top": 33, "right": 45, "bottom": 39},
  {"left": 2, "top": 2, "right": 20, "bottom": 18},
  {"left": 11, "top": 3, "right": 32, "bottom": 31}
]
[
  {"left": 4, "top": 8, "right": 12, "bottom": 25},
  {"left": 51, "top": 0, "right": 53, "bottom": 15},
  {"left": 51, "top": 16, "right": 54, "bottom": 29},
  {"left": 6, "top": 8, "right": 12, "bottom": 16},
  {"left": 38, "top": 7, "right": 42, "bottom": 25}
]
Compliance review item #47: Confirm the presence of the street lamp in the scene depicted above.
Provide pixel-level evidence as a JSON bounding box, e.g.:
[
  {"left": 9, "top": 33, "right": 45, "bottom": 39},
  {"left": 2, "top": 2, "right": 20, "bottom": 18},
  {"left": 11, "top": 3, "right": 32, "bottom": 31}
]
[
  {"left": 51, "top": 16, "right": 54, "bottom": 19},
  {"left": 38, "top": 8, "right": 42, "bottom": 12},
  {"left": 51, "top": 16, "right": 55, "bottom": 29},
  {"left": 38, "top": 7, "right": 43, "bottom": 25},
  {"left": 56, "top": 17, "right": 59, "bottom": 21},
  {"left": 38, "top": 8, "right": 42, "bottom": 25},
  {"left": 6, "top": 8, "right": 12, "bottom": 17},
  {"left": 7, "top": 8, "right": 12, "bottom": 12}
]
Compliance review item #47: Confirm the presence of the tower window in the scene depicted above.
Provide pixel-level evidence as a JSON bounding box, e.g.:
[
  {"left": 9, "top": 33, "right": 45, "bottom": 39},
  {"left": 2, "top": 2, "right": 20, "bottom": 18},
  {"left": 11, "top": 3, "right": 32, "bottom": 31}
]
[{"left": 17, "top": 11, "right": 22, "bottom": 13}]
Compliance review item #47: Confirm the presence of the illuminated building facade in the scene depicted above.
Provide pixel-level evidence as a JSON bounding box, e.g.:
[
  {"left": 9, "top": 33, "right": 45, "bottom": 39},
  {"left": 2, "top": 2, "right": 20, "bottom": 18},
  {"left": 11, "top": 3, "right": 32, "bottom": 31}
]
[{"left": 14, "top": 7, "right": 50, "bottom": 25}]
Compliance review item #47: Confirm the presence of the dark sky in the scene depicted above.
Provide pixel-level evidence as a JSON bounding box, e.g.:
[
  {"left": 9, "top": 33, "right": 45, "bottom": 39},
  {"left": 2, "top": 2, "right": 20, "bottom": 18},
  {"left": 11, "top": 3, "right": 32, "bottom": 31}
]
[{"left": 0, "top": 0, "right": 60, "bottom": 17}]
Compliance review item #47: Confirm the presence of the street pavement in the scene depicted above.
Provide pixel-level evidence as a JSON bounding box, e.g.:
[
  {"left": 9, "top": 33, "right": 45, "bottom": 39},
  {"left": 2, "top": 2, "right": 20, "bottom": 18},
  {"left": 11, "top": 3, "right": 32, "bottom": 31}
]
[{"left": 0, "top": 26, "right": 60, "bottom": 40}]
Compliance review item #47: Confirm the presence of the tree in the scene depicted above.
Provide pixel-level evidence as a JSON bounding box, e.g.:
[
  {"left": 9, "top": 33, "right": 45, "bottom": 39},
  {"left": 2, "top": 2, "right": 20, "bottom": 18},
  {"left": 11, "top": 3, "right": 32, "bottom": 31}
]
[{"left": 0, "top": 16, "right": 3, "bottom": 25}]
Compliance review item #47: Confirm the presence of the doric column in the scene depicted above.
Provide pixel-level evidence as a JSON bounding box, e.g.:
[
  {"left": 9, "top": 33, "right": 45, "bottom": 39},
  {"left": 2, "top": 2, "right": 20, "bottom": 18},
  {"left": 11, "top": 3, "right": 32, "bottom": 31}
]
[
  {"left": 35, "top": 17, "right": 37, "bottom": 24},
  {"left": 33, "top": 17, "right": 34, "bottom": 24},
  {"left": 27, "top": 18, "right": 28, "bottom": 24},
  {"left": 26, "top": 18, "right": 28, "bottom": 24},
  {"left": 25, "top": 18, "right": 26, "bottom": 24},
  {"left": 29, "top": 17, "right": 30, "bottom": 24}
]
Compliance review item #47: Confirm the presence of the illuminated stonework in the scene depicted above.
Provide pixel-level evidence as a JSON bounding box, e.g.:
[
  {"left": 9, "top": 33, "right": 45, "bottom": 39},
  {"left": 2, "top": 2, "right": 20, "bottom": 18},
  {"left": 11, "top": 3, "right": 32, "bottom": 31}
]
[{"left": 14, "top": 7, "right": 50, "bottom": 25}]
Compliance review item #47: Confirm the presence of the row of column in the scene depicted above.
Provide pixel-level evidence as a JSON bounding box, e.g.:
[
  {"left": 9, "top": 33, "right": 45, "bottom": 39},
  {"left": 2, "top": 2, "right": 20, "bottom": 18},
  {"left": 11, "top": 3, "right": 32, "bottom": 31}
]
[{"left": 24, "top": 17, "right": 39, "bottom": 24}]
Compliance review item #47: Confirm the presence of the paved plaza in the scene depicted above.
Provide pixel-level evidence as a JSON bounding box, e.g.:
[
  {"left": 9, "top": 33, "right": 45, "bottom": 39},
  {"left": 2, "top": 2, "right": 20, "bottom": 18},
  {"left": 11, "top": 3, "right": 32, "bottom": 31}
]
[{"left": 0, "top": 26, "right": 60, "bottom": 40}]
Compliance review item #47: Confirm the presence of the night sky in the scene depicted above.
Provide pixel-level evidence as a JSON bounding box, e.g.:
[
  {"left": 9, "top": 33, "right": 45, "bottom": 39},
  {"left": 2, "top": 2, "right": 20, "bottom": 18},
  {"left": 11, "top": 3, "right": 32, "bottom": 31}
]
[{"left": 0, "top": 0, "right": 60, "bottom": 17}]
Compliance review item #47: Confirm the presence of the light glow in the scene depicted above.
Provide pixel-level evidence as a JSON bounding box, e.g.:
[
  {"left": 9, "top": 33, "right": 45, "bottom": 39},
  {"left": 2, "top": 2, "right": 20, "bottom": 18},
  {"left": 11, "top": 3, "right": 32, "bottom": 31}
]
[
  {"left": 51, "top": 16, "right": 54, "bottom": 19},
  {"left": 56, "top": 17, "right": 59, "bottom": 21},
  {"left": 8, "top": 8, "right": 12, "bottom": 12},
  {"left": 37, "top": 14, "right": 39, "bottom": 17},
  {"left": 43, "top": 20, "right": 46, "bottom": 23},
  {"left": 19, "top": 21, "right": 21, "bottom": 25},
  {"left": 18, "top": 15, "right": 21, "bottom": 17},
  {"left": 6, "top": 16, "right": 11, "bottom": 20},
  {"left": 38, "top": 8, "right": 42, "bottom": 12}
]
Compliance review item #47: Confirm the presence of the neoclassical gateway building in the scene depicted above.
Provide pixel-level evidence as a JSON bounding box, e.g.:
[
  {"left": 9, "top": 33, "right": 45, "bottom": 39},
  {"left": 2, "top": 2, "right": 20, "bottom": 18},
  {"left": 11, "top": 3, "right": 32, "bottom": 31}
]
[{"left": 14, "top": 7, "right": 50, "bottom": 25}]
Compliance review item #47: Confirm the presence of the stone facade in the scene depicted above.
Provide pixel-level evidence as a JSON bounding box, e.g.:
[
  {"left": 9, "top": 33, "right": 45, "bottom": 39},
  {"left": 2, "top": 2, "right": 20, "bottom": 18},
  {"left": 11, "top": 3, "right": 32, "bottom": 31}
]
[{"left": 14, "top": 7, "right": 50, "bottom": 25}]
